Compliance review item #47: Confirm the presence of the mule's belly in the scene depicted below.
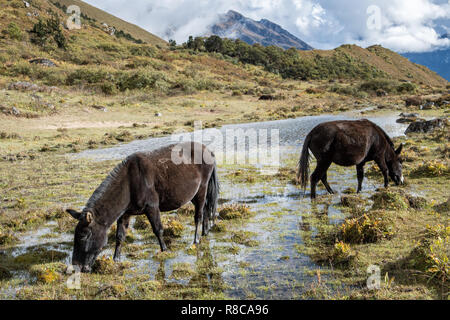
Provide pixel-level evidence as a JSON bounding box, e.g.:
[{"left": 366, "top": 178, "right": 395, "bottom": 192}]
[{"left": 157, "top": 171, "right": 201, "bottom": 212}]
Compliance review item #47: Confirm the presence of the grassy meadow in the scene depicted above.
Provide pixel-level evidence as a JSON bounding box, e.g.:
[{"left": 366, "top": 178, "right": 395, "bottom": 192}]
[{"left": 0, "top": 0, "right": 448, "bottom": 300}]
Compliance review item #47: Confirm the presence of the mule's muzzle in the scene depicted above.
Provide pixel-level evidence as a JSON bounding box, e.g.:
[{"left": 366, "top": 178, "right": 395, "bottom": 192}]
[
  {"left": 393, "top": 175, "right": 404, "bottom": 186},
  {"left": 81, "top": 265, "right": 92, "bottom": 273}
]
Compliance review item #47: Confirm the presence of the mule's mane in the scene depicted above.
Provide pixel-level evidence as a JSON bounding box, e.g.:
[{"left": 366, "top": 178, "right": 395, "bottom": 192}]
[
  {"left": 85, "top": 157, "right": 129, "bottom": 210},
  {"left": 373, "top": 123, "right": 395, "bottom": 150}
]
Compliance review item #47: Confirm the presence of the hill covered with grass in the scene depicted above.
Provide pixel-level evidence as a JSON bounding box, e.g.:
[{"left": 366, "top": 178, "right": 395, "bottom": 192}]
[{"left": 0, "top": 0, "right": 447, "bottom": 100}]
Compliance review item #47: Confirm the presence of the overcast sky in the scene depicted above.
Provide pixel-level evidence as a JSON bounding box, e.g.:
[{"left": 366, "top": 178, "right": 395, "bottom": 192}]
[{"left": 84, "top": 0, "right": 450, "bottom": 53}]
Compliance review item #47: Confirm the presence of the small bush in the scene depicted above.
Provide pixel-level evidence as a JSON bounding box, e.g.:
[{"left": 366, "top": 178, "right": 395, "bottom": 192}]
[
  {"left": 99, "top": 81, "right": 117, "bottom": 95},
  {"left": 340, "top": 210, "right": 395, "bottom": 244},
  {"left": 409, "top": 224, "right": 449, "bottom": 285},
  {"left": 219, "top": 204, "right": 252, "bottom": 220},
  {"left": 30, "top": 16, "right": 67, "bottom": 49},
  {"left": 177, "top": 204, "right": 195, "bottom": 216},
  {"left": 410, "top": 160, "right": 449, "bottom": 177},
  {"left": 371, "top": 190, "right": 409, "bottom": 210},
  {"left": 133, "top": 215, "right": 149, "bottom": 230},
  {"left": 162, "top": 216, "right": 184, "bottom": 238},
  {"left": 359, "top": 79, "right": 397, "bottom": 94},
  {"left": 6, "top": 22, "right": 23, "bottom": 40},
  {"left": 330, "top": 241, "right": 355, "bottom": 265},
  {"left": 397, "top": 82, "right": 417, "bottom": 93},
  {"left": 29, "top": 262, "right": 66, "bottom": 284}
]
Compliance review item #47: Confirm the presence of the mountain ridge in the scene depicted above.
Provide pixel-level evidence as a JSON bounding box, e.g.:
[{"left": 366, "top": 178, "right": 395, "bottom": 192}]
[{"left": 209, "top": 10, "right": 313, "bottom": 50}]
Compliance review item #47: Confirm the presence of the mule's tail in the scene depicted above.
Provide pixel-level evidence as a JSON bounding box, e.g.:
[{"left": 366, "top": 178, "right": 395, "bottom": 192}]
[
  {"left": 205, "top": 164, "right": 219, "bottom": 225},
  {"left": 297, "top": 133, "right": 312, "bottom": 192}
]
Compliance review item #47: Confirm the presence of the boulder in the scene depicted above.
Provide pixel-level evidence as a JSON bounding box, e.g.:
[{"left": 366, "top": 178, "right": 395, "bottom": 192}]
[
  {"left": 419, "top": 102, "right": 435, "bottom": 110},
  {"left": 258, "top": 94, "right": 275, "bottom": 101},
  {"left": 29, "top": 58, "right": 57, "bottom": 67},
  {"left": 404, "top": 96, "right": 423, "bottom": 107},
  {"left": 405, "top": 118, "right": 448, "bottom": 134}
]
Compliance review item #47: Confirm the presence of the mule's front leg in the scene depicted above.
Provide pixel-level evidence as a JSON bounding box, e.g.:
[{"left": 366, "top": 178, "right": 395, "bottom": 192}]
[
  {"left": 114, "top": 214, "right": 131, "bottom": 262},
  {"left": 356, "top": 164, "right": 364, "bottom": 193},
  {"left": 375, "top": 158, "right": 389, "bottom": 188},
  {"left": 145, "top": 205, "right": 167, "bottom": 252}
]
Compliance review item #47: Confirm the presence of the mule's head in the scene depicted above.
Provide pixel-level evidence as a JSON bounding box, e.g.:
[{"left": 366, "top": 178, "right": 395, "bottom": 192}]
[
  {"left": 387, "top": 144, "right": 404, "bottom": 186},
  {"left": 66, "top": 209, "right": 108, "bottom": 273}
]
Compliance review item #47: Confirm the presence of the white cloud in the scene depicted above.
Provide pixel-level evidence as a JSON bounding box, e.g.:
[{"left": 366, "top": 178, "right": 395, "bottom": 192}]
[{"left": 83, "top": 0, "right": 450, "bottom": 52}]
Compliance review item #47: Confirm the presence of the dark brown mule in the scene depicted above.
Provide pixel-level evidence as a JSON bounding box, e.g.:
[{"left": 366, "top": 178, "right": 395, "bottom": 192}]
[
  {"left": 66, "top": 141, "right": 219, "bottom": 272},
  {"left": 297, "top": 119, "right": 404, "bottom": 199}
]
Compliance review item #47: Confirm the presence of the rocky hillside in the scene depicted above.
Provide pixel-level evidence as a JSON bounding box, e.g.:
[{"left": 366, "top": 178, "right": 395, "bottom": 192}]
[
  {"left": 0, "top": 0, "right": 447, "bottom": 95},
  {"left": 51, "top": 0, "right": 166, "bottom": 46},
  {"left": 209, "top": 10, "right": 313, "bottom": 50}
]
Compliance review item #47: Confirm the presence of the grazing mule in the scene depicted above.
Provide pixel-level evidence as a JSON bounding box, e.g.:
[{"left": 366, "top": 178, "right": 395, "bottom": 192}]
[
  {"left": 297, "top": 119, "right": 404, "bottom": 199},
  {"left": 66, "top": 142, "right": 219, "bottom": 272}
]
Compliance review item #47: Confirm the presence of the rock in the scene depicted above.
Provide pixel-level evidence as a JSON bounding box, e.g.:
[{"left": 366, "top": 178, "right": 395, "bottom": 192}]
[
  {"left": 8, "top": 81, "right": 39, "bottom": 91},
  {"left": 376, "top": 89, "right": 388, "bottom": 97},
  {"left": 91, "top": 105, "right": 107, "bottom": 112},
  {"left": 11, "top": 107, "right": 20, "bottom": 116},
  {"left": 419, "top": 102, "right": 435, "bottom": 110},
  {"left": 258, "top": 94, "right": 274, "bottom": 101},
  {"left": 405, "top": 118, "right": 448, "bottom": 134},
  {"left": 23, "top": 1, "right": 30, "bottom": 8},
  {"left": 406, "top": 195, "right": 428, "bottom": 209},
  {"left": 29, "top": 58, "right": 57, "bottom": 67},
  {"left": 399, "top": 112, "right": 419, "bottom": 118},
  {"left": 405, "top": 96, "right": 423, "bottom": 107},
  {"left": 8, "top": 81, "right": 58, "bottom": 93},
  {"left": 396, "top": 117, "right": 422, "bottom": 124},
  {"left": 154, "top": 112, "right": 162, "bottom": 117},
  {"left": 1, "top": 105, "right": 20, "bottom": 116}
]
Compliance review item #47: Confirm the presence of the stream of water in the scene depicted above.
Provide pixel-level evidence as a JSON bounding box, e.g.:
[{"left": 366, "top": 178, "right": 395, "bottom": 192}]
[{"left": 1, "top": 111, "right": 409, "bottom": 299}]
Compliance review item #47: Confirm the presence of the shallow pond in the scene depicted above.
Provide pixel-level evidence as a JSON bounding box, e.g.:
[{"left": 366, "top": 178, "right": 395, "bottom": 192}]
[{"left": 1, "top": 112, "right": 410, "bottom": 299}]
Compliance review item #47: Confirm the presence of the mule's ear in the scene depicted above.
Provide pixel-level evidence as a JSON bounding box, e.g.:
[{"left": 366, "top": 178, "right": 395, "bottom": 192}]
[
  {"left": 66, "top": 209, "right": 83, "bottom": 220},
  {"left": 85, "top": 211, "right": 93, "bottom": 224},
  {"left": 395, "top": 143, "right": 404, "bottom": 155}
]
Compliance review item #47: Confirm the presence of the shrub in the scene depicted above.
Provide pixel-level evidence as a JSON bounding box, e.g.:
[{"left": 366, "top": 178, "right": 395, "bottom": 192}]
[
  {"left": 29, "top": 262, "right": 66, "bottom": 284},
  {"left": 6, "top": 22, "right": 23, "bottom": 40},
  {"left": 339, "top": 210, "right": 395, "bottom": 244},
  {"left": 359, "top": 79, "right": 397, "bottom": 94},
  {"left": 66, "top": 68, "right": 109, "bottom": 85},
  {"left": 162, "top": 216, "right": 184, "bottom": 237},
  {"left": 409, "top": 224, "right": 449, "bottom": 285},
  {"left": 30, "top": 16, "right": 67, "bottom": 49},
  {"left": 397, "top": 82, "right": 417, "bottom": 93},
  {"left": 129, "top": 45, "right": 156, "bottom": 57},
  {"left": 99, "top": 81, "right": 117, "bottom": 95},
  {"left": 116, "top": 71, "right": 169, "bottom": 91},
  {"left": 410, "top": 160, "right": 449, "bottom": 177},
  {"left": 371, "top": 190, "right": 409, "bottom": 210},
  {"left": 330, "top": 241, "right": 355, "bottom": 265},
  {"left": 219, "top": 204, "right": 252, "bottom": 220}
]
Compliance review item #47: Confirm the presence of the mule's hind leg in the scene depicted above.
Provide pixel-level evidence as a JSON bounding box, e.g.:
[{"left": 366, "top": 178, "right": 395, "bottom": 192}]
[
  {"left": 321, "top": 172, "right": 335, "bottom": 194},
  {"left": 113, "top": 213, "right": 131, "bottom": 262},
  {"left": 192, "top": 184, "right": 208, "bottom": 244},
  {"left": 310, "top": 160, "right": 331, "bottom": 199},
  {"left": 145, "top": 204, "right": 167, "bottom": 252},
  {"left": 356, "top": 163, "right": 364, "bottom": 193}
]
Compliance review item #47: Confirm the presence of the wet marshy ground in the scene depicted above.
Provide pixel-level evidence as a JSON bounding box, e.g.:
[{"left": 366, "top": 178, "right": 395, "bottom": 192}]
[{"left": 0, "top": 112, "right": 412, "bottom": 299}]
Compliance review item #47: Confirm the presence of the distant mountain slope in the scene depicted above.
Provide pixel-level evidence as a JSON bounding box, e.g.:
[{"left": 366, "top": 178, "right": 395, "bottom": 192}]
[
  {"left": 401, "top": 35, "right": 450, "bottom": 81},
  {"left": 52, "top": 0, "right": 166, "bottom": 46},
  {"left": 402, "top": 49, "right": 449, "bottom": 81},
  {"left": 209, "top": 10, "right": 312, "bottom": 50}
]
